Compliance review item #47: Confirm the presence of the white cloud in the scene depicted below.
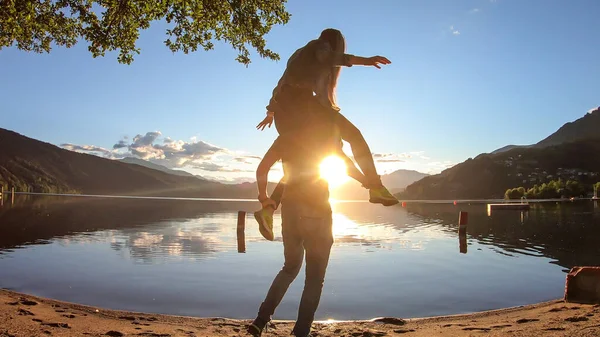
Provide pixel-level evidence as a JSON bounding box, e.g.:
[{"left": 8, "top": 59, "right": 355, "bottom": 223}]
[
  {"left": 450, "top": 25, "right": 460, "bottom": 35},
  {"left": 61, "top": 132, "right": 454, "bottom": 183},
  {"left": 111, "top": 131, "right": 226, "bottom": 168},
  {"left": 113, "top": 140, "right": 128, "bottom": 149},
  {"left": 370, "top": 151, "right": 453, "bottom": 175},
  {"left": 470, "top": 8, "right": 480, "bottom": 14},
  {"left": 61, "top": 143, "right": 115, "bottom": 157},
  {"left": 192, "top": 162, "right": 253, "bottom": 173}
]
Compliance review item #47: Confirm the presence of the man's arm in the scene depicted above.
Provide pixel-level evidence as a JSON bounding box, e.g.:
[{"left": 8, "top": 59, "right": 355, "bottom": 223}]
[{"left": 257, "top": 140, "right": 282, "bottom": 202}]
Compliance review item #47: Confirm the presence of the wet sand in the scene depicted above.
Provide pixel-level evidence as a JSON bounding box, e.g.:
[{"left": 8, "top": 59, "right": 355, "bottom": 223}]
[{"left": 1, "top": 289, "right": 599, "bottom": 336}]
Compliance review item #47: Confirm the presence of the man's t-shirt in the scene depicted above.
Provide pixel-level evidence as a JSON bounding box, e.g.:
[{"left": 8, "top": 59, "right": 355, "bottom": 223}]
[{"left": 275, "top": 123, "right": 338, "bottom": 215}]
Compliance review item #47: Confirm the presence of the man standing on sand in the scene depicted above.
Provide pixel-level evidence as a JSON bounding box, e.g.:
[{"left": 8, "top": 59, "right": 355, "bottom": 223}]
[{"left": 247, "top": 120, "right": 359, "bottom": 337}]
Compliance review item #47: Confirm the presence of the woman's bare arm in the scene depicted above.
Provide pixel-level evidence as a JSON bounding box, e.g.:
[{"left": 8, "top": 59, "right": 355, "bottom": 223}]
[
  {"left": 314, "top": 40, "right": 391, "bottom": 68},
  {"left": 348, "top": 55, "right": 392, "bottom": 69}
]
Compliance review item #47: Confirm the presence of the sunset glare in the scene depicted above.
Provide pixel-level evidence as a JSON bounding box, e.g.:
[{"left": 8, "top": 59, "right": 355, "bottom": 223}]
[{"left": 319, "top": 155, "right": 349, "bottom": 188}]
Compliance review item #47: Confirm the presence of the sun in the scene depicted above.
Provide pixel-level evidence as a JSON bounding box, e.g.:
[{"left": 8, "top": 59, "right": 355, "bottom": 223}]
[{"left": 319, "top": 155, "right": 349, "bottom": 188}]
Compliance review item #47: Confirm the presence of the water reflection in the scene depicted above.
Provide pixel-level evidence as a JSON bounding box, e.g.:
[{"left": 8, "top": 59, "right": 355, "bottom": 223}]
[
  {"left": 108, "top": 223, "right": 224, "bottom": 263},
  {"left": 0, "top": 196, "right": 246, "bottom": 251},
  {"left": 400, "top": 202, "right": 600, "bottom": 271},
  {"left": 2, "top": 197, "right": 600, "bottom": 269},
  {"left": 1, "top": 196, "right": 600, "bottom": 319}
]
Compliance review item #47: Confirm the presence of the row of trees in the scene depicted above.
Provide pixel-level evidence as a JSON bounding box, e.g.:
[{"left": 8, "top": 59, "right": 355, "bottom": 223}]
[
  {"left": 504, "top": 180, "right": 598, "bottom": 200},
  {"left": 1, "top": 0, "right": 290, "bottom": 65}
]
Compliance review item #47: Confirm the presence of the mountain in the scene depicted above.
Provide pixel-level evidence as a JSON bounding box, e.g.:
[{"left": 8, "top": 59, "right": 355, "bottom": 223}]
[
  {"left": 1, "top": 128, "right": 419, "bottom": 200},
  {"left": 491, "top": 107, "right": 600, "bottom": 154},
  {"left": 119, "top": 157, "right": 199, "bottom": 178},
  {"left": 331, "top": 169, "right": 428, "bottom": 200},
  {"left": 382, "top": 169, "right": 429, "bottom": 189},
  {"left": 401, "top": 108, "right": 600, "bottom": 200},
  {"left": 400, "top": 138, "right": 600, "bottom": 200},
  {"left": 0, "top": 128, "right": 262, "bottom": 198},
  {"left": 535, "top": 107, "right": 600, "bottom": 148},
  {"left": 491, "top": 145, "right": 530, "bottom": 155}
]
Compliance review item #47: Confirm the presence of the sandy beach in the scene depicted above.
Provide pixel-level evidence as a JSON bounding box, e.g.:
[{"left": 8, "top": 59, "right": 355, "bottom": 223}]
[{"left": 1, "top": 289, "right": 598, "bottom": 337}]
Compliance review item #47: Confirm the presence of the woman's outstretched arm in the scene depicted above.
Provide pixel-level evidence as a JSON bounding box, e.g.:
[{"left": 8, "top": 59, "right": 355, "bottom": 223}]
[
  {"left": 347, "top": 55, "right": 392, "bottom": 69},
  {"left": 315, "top": 40, "right": 392, "bottom": 69}
]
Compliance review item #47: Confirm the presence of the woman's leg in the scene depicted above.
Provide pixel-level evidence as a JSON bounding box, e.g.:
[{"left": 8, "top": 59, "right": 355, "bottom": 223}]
[
  {"left": 331, "top": 113, "right": 381, "bottom": 188},
  {"left": 324, "top": 111, "right": 398, "bottom": 205}
]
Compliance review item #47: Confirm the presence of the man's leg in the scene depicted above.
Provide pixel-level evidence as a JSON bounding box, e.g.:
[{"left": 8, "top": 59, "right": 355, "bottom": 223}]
[
  {"left": 256, "top": 204, "right": 304, "bottom": 322},
  {"left": 292, "top": 210, "right": 334, "bottom": 337}
]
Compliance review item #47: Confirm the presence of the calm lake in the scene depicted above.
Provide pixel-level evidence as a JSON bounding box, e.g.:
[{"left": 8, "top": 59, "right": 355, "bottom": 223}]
[{"left": 1, "top": 195, "right": 599, "bottom": 320}]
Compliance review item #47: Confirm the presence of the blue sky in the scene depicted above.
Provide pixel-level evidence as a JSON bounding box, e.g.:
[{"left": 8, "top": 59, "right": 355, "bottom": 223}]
[{"left": 2, "top": 0, "right": 599, "bottom": 182}]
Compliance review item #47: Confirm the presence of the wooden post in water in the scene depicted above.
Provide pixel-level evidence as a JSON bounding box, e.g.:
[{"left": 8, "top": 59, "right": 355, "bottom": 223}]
[
  {"left": 11, "top": 187, "right": 15, "bottom": 205},
  {"left": 237, "top": 211, "right": 246, "bottom": 253},
  {"left": 458, "top": 211, "right": 468, "bottom": 253},
  {"left": 459, "top": 232, "right": 467, "bottom": 254},
  {"left": 458, "top": 211, "right": 468, "bottom": 234}
]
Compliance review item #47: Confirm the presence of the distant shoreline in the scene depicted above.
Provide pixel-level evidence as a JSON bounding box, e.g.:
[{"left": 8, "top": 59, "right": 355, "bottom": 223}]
[
  {"left": 2, "top": 289, "right": 598, "bottom": 336},
  {"left": 2, "top": 191, "right": 598, "bottom": 204}
]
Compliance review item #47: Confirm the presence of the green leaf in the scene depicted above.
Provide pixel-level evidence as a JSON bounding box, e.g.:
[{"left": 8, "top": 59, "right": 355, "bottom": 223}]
[{"left": 0, "top": 0, "right": 290, "bottom": 64}]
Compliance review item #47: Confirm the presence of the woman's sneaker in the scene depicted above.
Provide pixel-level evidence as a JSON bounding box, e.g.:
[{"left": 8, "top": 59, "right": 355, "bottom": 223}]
[
  {"left": 254, "top": 207, "right": 275, "bottom": 241},
  {"left": 369, "top": 187, "right": 399, "bottom": 206}
]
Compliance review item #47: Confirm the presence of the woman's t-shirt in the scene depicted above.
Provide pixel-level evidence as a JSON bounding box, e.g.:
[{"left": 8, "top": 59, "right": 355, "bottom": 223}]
[{"left": 267, "top": 39, "right": 353, "bottom": 113}]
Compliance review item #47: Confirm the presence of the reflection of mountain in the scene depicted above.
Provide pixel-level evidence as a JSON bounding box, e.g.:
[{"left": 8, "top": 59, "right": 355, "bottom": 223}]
[
  {"left": 401, "top": 202, "right": 600, "bottom": 271},
  {"left": 109, "top": 224, "right": 221, "bottom": 263},
  {"left": 3, "top": 196, "right": 599, "bottom": 271},
  {"left": 0, "top": 196, "right": 259, "bottom": 252}
]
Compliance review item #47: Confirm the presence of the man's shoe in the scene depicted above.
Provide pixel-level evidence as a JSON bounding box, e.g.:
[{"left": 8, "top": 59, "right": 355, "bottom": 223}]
[{"left": 247, "top": 317, "right": 268, "bottom": 336}]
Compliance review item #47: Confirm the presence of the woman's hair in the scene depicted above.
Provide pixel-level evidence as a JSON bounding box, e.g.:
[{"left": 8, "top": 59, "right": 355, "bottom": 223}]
[{"left": 318, "top": 28, "right": 346, "bottom": 109}]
